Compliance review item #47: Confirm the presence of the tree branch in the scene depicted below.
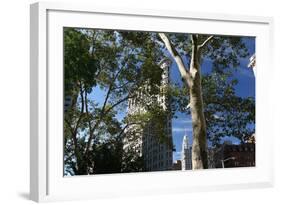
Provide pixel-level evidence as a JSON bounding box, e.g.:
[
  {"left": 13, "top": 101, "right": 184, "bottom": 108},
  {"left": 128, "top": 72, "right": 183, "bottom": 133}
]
[
  {"left": 68, "top": 81, "right": 85, "bottom": 169},
  {"left": 84, "top": 91, "right": 136, "bottom": 155},
  {"left": 198, "top": 35, "right": 214, "bottom": 49},
  {"left": 72, "top": 82, "right": 85, "bottom": 148},
  {"left": 84, "top": 90, "right": 94, "bottom": 150},
  {"left": 186, "top": 103, "right": 191, "bottom": 110},
  {"left": 84, "top": 84, "right": 112, "bottom": 154},
  {"left": 112, "top": 81, "right": 132, "bottom": 91},
  {"left": 64, "top": 119, "right": 75, "bottom": 137},
  {"left": 84, "top": 58, "right": 137, "bottom": 154},
  {"left": 158, "top": 33, "right": 192, "bottom": 86},
  {"left": 116, "top": 121, "right": 144, "bottom": 140}
]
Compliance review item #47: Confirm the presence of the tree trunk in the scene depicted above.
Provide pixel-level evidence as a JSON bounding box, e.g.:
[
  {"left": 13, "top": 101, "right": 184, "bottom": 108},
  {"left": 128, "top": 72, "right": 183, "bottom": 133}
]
[
  {"left": 189, "top": 74, "right": 208, "bottom": 169},
  {"left": 158, "top": 33, "right": 208, "bottom": 169},
  {"left": 189, "top": 35, "right": 208, "bottom": 169}
]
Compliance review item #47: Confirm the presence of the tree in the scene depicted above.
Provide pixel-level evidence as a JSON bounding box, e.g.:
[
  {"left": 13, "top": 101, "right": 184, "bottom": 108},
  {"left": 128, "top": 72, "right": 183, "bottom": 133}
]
[
  {"left": 202, "top": 72, "right": 255, "bottom": 146},
  {"left": 63, "top": 28, "right": 166, "bottom": 175},
  {"left": 158, "top": 33, "right": 249, "bottom": 169},
  {"left": 63, "top": 27, "right": 252, "bottom": 173}
]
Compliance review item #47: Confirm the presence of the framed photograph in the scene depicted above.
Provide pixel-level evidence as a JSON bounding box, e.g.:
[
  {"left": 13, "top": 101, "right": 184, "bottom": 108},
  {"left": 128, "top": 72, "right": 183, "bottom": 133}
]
[{"left": 30, "top": 2, "right": 274, "bottom": 202}]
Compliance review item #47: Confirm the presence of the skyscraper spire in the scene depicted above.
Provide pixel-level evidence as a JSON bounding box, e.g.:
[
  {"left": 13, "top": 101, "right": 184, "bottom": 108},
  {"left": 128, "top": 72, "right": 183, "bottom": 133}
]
[
  {"left": 181, "top": 133, "right": 192, "bottom": 170},
  {"left": 182, "top": 134, "right": 188, "bottom": 150}
]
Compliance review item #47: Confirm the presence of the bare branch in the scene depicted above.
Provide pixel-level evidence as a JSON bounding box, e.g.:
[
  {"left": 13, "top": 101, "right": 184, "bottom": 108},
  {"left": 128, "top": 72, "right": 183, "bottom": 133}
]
[
  {"left": 72, "top": 82, "right": 85, "bottom": 148},
  {"left": 112, "top": 81, "right": 132, "bottom": 91},
  {"left": 66, "top": 81, "right": 85, "bottom": 167},
  {"left": 186, "top": 103, "right": 191, "bottom": 110},
  {"left": 191, "top": 34, "right": 198, "bottom": 45},
  {"left": 84, "top": 92, "right": 136, "bottom": 154},
  {"left": 158, "top": 33, "right": 192, "bottom": 86},
  {"left": 84, "top": 91, "right": 94, "bottom": 152},
  {"left": 84, "top": 59, "right": 139, "bottom": 154},
  {"left": 198, "top": 35, "right": 214, "bottom": 49},
  {"left": 84, "top": 84, "right": 112, "bottom": 154}
]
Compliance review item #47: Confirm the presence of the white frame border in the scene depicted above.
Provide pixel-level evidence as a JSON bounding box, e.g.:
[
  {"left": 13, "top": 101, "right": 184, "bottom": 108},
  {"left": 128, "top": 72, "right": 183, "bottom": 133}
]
[{"left": 30, "top": 2, "right": 274, "bottom": 202}]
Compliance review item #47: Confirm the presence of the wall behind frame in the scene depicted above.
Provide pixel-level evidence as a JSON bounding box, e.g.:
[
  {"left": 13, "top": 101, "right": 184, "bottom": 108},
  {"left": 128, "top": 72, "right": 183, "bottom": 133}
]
[{"left": 0, "top": 0, "right": 280, "bottom": 205}]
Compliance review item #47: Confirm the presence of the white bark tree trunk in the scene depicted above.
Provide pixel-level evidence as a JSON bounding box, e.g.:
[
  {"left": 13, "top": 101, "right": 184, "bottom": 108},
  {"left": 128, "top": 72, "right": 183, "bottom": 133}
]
[
  {"left": 189, "top": 36, "right": 208, "bottom": 168},
  {"left": 159, "top": 33, "right": 211, "bottom": 169}
]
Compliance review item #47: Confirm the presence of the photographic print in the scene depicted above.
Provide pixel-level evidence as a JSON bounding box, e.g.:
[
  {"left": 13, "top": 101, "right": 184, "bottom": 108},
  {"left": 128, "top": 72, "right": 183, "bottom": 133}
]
[{"left": 63, "top": 28, "right": 255, "bottom": 176}]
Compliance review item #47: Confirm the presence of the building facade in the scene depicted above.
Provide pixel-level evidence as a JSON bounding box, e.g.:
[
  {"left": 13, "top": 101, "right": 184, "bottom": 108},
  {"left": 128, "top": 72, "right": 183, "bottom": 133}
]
[
  {"left": 123, "top": 59, "right": 173, "bottom": 172},
  {"left": 213, "top": 141, "right": 255, "bottom": 168}
]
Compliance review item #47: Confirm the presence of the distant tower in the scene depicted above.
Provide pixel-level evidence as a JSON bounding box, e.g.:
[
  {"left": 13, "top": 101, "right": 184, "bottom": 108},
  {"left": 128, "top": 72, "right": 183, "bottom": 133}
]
[{"left": 181, "top": 134, "right": 192, "bottom": 170}]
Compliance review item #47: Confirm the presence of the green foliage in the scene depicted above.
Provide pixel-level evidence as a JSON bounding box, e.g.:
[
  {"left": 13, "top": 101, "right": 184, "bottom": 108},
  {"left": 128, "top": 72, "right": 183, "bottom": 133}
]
[
  {"left": 64, "top": 28, "right": 98, "bottom": 92},
  {"left": 139, "top": 57, "right": 163, "bottom": 90},
  {"left": 63, "top": 27, "right": 255, "bottom": 175},
  {"left": 91, "top": 136, "right": 123, "bottom": 174},
  {"left": 125, "top": 102, "right": 171, "bottom": 145},
  {"left": 165, "top": 33, "right": 192, "bottom": 57},
  {"left": 203, "top": 36, "right": 249, "bottom": 72},
  {"left": 159, "top": 32, "right": 254, "bottom": 147},
  {"left": 121, "top": 148, "right": 144, "bottom": 173},
  {"left": 167, "top": 83, "right": 189, "bottom": 115},
  {"left": 202, "top": 72, "right": 255, "bottom": 146},
  {"left": 63, "top": 28, "right": 166, "bottom": 175}
]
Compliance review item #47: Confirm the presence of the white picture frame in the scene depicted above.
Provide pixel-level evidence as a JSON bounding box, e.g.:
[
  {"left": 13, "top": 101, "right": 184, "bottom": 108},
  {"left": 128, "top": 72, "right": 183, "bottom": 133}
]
[{"left": 30, "top": 1, "right": 274, "bottom": 202}]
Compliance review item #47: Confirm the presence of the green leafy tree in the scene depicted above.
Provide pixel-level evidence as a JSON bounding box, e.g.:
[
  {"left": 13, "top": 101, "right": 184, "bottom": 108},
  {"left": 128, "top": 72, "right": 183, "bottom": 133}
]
[
  {"left": 63, "top": 27, "right": 254, "bottom": 174},
  {"left": 158, "top": 33, "right": 249, "bottom": 169},
  {"left": 64, "top": 28, "right": 166, "bottom": 175},
  {"left": 202, "top": 72, "right": 255, "bottom": 146}
]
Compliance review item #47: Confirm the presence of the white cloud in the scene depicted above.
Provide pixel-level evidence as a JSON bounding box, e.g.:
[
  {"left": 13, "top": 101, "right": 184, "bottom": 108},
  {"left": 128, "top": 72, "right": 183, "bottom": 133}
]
[
  {"left": 172, "top": 127, "right": 193, "bottom": 133},
  {"left": 173, "top": 118, "right": 193, "bottom": 124}
]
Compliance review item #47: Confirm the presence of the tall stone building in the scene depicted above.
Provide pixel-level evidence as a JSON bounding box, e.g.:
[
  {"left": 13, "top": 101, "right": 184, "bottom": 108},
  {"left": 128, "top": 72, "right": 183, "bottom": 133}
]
[
  {"left": 123, "top": 59, "right": 173, "bottom": 172},
  {"left": 181, "top": 135, "right": 192, "bottom": 170}
]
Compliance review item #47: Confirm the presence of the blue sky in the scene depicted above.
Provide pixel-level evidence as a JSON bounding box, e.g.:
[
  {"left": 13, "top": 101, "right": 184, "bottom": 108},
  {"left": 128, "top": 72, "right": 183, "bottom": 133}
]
[
  {"left": 87, "top": 36, "right": 256, "bottom": 162},
  {"left": 171, "top": 37, "right": 255, "bottom": 161}
]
